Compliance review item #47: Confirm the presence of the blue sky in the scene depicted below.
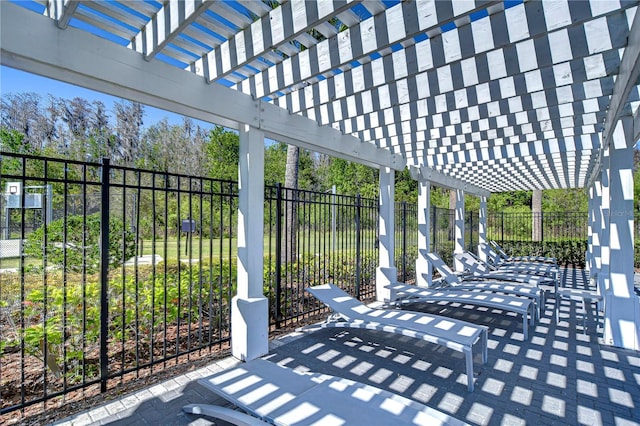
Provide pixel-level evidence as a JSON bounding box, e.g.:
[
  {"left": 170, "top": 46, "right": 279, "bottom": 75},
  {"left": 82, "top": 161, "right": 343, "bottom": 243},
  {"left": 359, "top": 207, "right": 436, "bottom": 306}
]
[{"left": 1, "top": 65, "right": 215, "bottom": 130}]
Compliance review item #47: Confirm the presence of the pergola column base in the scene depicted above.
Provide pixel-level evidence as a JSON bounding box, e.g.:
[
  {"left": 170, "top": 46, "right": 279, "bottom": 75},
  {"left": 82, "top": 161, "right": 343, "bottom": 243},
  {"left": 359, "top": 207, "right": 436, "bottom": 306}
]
[
  {"left": 231, "top": 296, "right": 269, "bottom": 361},
  {"left": 415, "top": 255, "right": 432, "bottom": 287},
  {"left": 376, "top": 266, "right": 397, "bottom": 302}
]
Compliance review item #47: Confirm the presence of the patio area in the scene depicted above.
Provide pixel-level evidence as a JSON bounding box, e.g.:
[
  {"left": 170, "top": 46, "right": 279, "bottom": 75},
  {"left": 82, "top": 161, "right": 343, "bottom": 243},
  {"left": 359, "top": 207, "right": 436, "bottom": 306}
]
[{"left": 51, "top": 268, "right": 640, "bottom": 426}]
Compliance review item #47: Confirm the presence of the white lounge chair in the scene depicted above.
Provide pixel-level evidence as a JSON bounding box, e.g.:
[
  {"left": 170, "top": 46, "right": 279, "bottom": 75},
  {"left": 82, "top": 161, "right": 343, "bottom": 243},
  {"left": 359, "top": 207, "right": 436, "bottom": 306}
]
[
  {"left": 302, "top": 283, "right": 487, "bottom": 392},
  {"left": 184, "top": 358, "right": 469, "bottom": 425},
  {"left": 425, "top": 251, "right": 544, "bottom": 317},
  {"left": 479, "top": 245, "right": 560, "bottom": 286},
  {"left": 387, "top": 282, "right": 535, "bottom": 340},
  {"left": 481, "top": 244, "right": 558, "bottom": 274},
  {"left": 454, "top": 251, "right": 555, "bottom": 287},
  {"left": 490, "top": 240, "right": 557, "bottom": 264}
]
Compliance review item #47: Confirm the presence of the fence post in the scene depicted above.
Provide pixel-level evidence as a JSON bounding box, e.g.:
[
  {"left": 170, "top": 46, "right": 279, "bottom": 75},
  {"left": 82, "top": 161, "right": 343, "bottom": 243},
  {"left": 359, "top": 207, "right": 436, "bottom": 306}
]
[
  {"left": 355, "top": 194, "right": 361, "bottom": 299},
  {"left": 432, "top": 205, "right": 437, "bottom": 253},
  {"left": 541, "top": 211, "right": 544, "bottom": 243},
  {"left": 275, "top": 183, "right": 283, "bottom": 328},
  {"left": 99, "top": 158, "right": 110, "bottom": 393},
  {"left": 501, "top": 211, "right": 504, "bottom": 243},
  {"left": 402, "top": 201, "right": 407, "bottom": 283},
  {"left": 469, "top": 211, "right": 474, "bottom": 252}
]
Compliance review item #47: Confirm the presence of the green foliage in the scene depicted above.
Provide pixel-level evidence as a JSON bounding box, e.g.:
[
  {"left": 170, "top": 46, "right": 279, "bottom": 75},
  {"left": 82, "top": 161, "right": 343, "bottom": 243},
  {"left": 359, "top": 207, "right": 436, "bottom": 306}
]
[
  {"left": 206, "top": 126, "right": 240, "bottom": 181},
  {"left": 264, "top": 142, "right": 288, "bottom": 186},
  {"left": 8, "top": 260, "right": 236, "bottom": 381},
  {"left": 327, "top": 158, "right": 378, "bottom": 198},
  {"left": 488, "top": 191, "right": 532, "bottom": 212},
  {"left": 395, "top": 168, "right": 418, "bottom": 203},
  {"left": 495, "top": 239, "right": 588, "bottom": 266},
  {"left": 543, "top": 188, "right": 587, "bottom": 212},
  {"left": 0, "top": 127, "right": 28, "bottom": 153},
  {"left": 263, "top": 142, "right": 319, "bottom": 191},
  {"left": 23, "top": 213, "right": 136, "bottom": 273}
]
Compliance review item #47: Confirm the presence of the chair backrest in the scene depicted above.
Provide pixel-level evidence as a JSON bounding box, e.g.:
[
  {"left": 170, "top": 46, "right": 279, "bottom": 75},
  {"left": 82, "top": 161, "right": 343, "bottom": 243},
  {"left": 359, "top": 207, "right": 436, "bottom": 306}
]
[
  {"left": 481, "top": 244, "right": 503, "bottom": 266},
  {"left": 306, "top": 284, "right": 372, "bottom": 321},
  {"left": 454, "top": 252, "right": 492, "bottom": 274},
  {"left": 423, "top": 252, "right": 461, "bottom": 285},
  {"left": 490, "top": 241, "right": 509, "bottom": 258}
]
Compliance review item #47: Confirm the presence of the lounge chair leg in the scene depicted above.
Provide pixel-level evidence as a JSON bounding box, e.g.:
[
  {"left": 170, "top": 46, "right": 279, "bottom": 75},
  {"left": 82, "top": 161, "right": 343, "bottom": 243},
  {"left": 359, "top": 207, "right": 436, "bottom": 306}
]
[
  {"left": 465, "top": 351, "right": 474, "bottom": 392},
  {"left": 482, "top": 330, "right": 488, "bottom": 363}
]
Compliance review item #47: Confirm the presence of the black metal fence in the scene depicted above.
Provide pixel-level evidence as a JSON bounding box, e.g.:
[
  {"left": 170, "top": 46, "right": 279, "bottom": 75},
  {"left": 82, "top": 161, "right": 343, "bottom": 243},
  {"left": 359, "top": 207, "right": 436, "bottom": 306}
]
[
  {"left": 1, "top": 151, "right": 630, "bottom": 416},
  {"left": 264, "top": 186, "right": 379, "bottom": 329},
  {"left": 0, "top": 153, "right": 237, "bottom": 415}
]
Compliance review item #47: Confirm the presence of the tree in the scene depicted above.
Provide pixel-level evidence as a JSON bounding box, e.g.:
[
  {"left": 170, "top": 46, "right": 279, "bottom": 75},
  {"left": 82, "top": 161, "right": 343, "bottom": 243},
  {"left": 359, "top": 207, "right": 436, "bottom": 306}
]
[
  {"left": 206, "top": 126, "right": 240, "bottom": 181},
  {"left": 543, "top": 188, "right": 587, "bottom": 212},
  {"left": 327, "top": 158, "right": 378, "bottom": 198},
  {"left": 113, "top": 100, "right": 144, "bottom": 165},
  {"left": 1, "top": 92, "right": 53, "bottom": 152}
]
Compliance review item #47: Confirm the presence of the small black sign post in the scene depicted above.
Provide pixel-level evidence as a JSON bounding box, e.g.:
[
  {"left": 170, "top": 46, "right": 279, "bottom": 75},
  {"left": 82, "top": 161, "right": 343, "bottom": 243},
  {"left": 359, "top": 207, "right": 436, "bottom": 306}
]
[{"left": 181, "top": 219, "right": 196, "bottom": 256}]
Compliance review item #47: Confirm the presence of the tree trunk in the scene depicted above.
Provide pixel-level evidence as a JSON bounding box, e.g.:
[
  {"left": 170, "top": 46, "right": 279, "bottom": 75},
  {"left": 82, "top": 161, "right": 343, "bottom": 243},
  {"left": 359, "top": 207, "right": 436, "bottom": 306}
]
[
  {"left": 532, "top": 189, "right": 542, "bottom": 241},
  {"left": 283, "top": 144, "right": 299, "bottom": 263}
]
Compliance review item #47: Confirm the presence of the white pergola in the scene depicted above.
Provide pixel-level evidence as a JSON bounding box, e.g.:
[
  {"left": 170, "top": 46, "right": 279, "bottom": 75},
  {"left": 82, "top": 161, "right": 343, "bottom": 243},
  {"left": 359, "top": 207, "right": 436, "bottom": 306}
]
[{"left": 1, "top": 0, "right": 639, "bottom": 353}]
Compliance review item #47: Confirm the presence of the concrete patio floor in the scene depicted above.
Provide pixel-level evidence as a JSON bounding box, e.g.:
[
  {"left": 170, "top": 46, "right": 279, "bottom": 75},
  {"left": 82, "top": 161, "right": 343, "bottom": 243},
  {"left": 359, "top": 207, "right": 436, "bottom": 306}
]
[{"left": 53, "top": 268, "right": 640, "bottom": 426}]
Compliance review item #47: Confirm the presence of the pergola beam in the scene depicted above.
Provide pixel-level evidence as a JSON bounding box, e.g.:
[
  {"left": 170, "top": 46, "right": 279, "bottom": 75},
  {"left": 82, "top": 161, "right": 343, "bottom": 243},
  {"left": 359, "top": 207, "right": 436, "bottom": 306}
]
[
  {"left": 409, "top": 166, "right": 490, "bottom": 198},
  {"left": 131, "top": 0, "right": 214, "bottom": 61},
  {"left": 0, "top": 2, "right": 403, "bottom": 171},
  {"left": 601, "top": 5, "right": 640, "bottom": 150}
]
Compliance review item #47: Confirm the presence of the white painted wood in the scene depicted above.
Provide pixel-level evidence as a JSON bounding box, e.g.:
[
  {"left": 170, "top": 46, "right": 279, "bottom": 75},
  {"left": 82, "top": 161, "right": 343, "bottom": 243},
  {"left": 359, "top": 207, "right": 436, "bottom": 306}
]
[
  {"left": 454, "top": 189, "right": 465, "bottom": 272},
  {"left": 134, "top": 0, "right": 212, "bottom": 60},
  {"left": 236, "top": 125, "right": 265, "bottom": 300},
  {"left": 478, "top": 196, "right": 488, "bottom": 262},
  {"left": 376, "top": 168, "right": 397, "bottom": 302},
  {"left": 206, "top": 0, "right": 357, "bottom": 83},
  {"left": 412, "top": 166, "right": 490, "bottom": 197},
  {"left": 416, "top": 181, "right": 432, "bottom": 287},
  {"left": 603, "top": 118, "right": 640, "bottom": 350},
  {"left": 253, "top": 0, "right": 503, "bottom": 99},
  {"left": 232, "top": 125, "right": 268, "bottom": 361},
  {"left": 600, "top": 6, "right": 640, "bottom": 149}
]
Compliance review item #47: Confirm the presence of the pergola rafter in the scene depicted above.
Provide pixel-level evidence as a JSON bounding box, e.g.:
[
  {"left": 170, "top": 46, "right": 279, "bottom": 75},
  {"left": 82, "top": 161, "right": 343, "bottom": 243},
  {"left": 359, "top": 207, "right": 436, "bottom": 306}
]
[
  {"left": 131, "top": 0, "right": 216, "bottom": 62},
  {"left": 239, "top": 0, "right": 505, "bottom": 99},
  {"left": 198, "top": 0, "right": 362, "bottom": 83}
]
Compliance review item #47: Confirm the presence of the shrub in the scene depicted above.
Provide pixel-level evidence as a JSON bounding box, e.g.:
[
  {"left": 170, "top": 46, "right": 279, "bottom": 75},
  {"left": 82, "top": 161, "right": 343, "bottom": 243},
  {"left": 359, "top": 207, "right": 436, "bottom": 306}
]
[
  {"left": 23, "top": 213, "right": 136, "bottom": 273},
  {"left": 10, "top": 260, "right": 236, "bottom": 381}
]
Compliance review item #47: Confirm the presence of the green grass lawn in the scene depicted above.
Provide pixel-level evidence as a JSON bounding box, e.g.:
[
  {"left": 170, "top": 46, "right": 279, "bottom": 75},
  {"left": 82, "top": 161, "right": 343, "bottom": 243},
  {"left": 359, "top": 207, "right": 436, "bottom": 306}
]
[{"left": 0, "top": 230, "right": 380, "bottom": 270}]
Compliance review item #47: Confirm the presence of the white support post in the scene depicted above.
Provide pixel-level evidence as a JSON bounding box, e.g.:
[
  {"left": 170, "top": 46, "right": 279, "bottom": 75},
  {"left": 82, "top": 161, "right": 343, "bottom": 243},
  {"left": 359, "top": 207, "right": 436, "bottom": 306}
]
[
  {"left": 603, "top": 118, "right": 640, "bottom": 350},
  {"left": 454, "top": 189, "right": 465, "bottom": 272},
  {"left": 416, "top": 181, "right": 432, "bottom": 287},
  {"left": 232, "top": 124, "right": 268, "bottom": 361},
  {"left": 478, "top": 196, "right": 488, "bottom": 262},
  {"left": 587, "top": 182, "right": 602, "bottom": 276},
  {"left": 600, "top": 147, "right": 612, "bottom": 332},
  {"left": 376, "top": 167, "right": 396, "bottom": 302}
]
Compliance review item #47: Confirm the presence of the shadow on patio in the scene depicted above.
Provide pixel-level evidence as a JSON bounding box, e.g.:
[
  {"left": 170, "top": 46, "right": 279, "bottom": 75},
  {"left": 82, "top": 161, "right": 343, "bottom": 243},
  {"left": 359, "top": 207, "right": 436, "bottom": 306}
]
[{"left": 53, "top": 268, "right": 640, "bottom": 426}]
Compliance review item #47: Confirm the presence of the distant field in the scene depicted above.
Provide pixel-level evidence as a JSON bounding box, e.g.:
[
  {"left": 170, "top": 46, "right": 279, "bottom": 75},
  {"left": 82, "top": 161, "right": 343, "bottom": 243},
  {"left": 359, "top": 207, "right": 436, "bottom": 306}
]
[{"left": 0, "top": 231, "right": 380, "bottom": 270}]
